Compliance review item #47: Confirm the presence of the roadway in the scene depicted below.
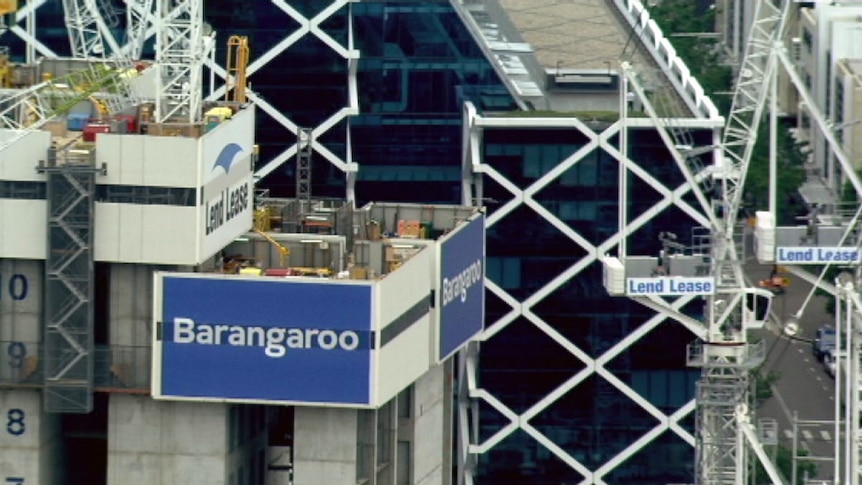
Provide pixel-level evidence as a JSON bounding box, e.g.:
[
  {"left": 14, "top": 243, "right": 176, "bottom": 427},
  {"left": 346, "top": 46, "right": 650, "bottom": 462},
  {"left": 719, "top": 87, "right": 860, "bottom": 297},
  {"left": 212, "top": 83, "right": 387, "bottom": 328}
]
[{"left": 744, "top": 239, "right": 839, "bottom": 482}]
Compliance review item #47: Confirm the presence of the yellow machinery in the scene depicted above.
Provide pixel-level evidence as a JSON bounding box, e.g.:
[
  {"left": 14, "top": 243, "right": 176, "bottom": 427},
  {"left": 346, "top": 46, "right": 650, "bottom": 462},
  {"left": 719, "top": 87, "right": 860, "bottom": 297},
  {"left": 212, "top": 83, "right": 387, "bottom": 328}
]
[
  {"left": 0, "top": 46, "right": 11, "bottom": 88},
  {"left": 0, "top": 0, "right": 17, "bottom": 15},
  {"left": 225, "top": 35, "right": 249, "bottom": 103},
  {"left": 254, "top": 207, "right": 271, "bottom": 232},
  {"left": 253, "top": 229, "right": 290, "bottom": 268},
  {"left": 204, "top": 106, "right": 232, "bottom": 132},
  {"left": 89, "top": 95, "right": 109, "bottom": 117}
]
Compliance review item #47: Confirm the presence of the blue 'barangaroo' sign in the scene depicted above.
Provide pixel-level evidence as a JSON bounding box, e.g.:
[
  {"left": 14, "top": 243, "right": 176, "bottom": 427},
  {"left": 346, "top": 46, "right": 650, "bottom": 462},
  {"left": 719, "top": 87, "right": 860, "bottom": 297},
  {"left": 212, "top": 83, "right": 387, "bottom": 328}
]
[
  {"left": 438, "top": 213, "right": 485, "bottom": 361},
  {"left": 156, "top": 275, "right": 374, "bottom": 406}
]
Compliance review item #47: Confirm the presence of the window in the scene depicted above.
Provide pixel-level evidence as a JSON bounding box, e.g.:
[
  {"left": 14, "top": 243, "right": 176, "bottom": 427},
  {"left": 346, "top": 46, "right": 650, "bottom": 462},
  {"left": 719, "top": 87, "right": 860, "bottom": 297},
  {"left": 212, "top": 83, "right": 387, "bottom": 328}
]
[
  {"left": 397, "top": 441, "right": 412, "bottom": 485},
  {"left": 486, "top": 257, "right": 521, "bottom": 290}
]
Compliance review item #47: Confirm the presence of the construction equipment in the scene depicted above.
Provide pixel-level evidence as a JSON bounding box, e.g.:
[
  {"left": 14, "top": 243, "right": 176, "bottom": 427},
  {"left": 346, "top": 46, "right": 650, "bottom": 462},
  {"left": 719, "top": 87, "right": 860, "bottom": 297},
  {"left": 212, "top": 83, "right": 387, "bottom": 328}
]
[
  {"left": 253, "top": 229, "right": 290, "bottom": 268},
  {"left": 155, "top": 0, "right": 205, "bottom": 124},
  {"left": 0, "top": 0, "right": 17, "bottom": 15},
  {"left": 0, "top": 61, "right": 140, "bottom": 152},
  {"left": 758, "top": 265, "right": 790, "bottom": 295},
  {"left": 225, "top": 35, "right": 249, "bottom": 104},
  {"left": 0, "top": 0, "right": 17, "bottom": 30},
  {"left": 62, "top": 0, "right": 121, "bottom": 59},
  {"left": 614, "top": 1, "right": 798, "bottom": 483}
]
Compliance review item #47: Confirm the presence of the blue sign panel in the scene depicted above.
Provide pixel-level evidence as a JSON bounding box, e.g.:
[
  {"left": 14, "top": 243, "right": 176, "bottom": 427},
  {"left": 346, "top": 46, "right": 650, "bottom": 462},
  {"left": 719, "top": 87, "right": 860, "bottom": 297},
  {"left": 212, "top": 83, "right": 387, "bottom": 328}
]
[
  {"left": 439, "top": 213, "right": 485, "bottom": 361},
  {"left": 158, "top": 275, "right": 374, "bottom": 406}
]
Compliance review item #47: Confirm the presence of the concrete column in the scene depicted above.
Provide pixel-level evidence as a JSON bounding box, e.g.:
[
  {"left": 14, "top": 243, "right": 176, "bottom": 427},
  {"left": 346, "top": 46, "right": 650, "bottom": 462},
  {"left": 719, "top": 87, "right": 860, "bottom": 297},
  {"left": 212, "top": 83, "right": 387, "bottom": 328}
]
[
  {"left": 0, "top": 389, "right": 63, "bottom": 485},
  {"left": 0, "top": 260, "right": 42, "bottom": 385},
  {"left": 107, "top": 394, "right": 229, "bottom": 485},
  {"left": 293, "top": 407, "right": 358, "bottom": 485},
  {"left": 108, "top": 264, "right": 155, "bottom": 390},
  {"left": 413, "top": 362, "right": 451, "bottom": 485}
]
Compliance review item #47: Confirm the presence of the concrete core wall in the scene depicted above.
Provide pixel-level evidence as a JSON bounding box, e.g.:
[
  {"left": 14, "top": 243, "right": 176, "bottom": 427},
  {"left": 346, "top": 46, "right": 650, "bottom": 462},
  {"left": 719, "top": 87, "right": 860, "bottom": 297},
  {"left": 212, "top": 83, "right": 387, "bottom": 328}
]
[
  {"left": 0, "top": 389, "right": 63, "bottom": 485},
  {"left": 412, "top": 362, "right": 452, "bottom": 485},
  {"left": 293, "top": 407, "right": 358, "bottom": 485},
  {"left": 107, "top": 394, "right": 229, "bottom": 485}
]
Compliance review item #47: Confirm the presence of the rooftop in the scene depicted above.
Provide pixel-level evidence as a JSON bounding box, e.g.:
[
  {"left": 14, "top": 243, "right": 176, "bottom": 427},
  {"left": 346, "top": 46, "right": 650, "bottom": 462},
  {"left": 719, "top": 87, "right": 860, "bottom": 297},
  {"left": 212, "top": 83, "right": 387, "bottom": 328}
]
[
  {"left": 498, "top": 0, "right": 650, "bottom": 71},
  {"left": 452, "top": 0, "right": 720, "bottom": 119}
]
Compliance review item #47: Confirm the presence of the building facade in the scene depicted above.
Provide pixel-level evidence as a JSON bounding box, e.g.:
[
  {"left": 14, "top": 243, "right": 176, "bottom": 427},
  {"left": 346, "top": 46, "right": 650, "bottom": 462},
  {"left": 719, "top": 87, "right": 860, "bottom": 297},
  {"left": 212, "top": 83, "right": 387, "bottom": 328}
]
[{"left": 795, "top": 4, "right": 862, "bottom": 194}]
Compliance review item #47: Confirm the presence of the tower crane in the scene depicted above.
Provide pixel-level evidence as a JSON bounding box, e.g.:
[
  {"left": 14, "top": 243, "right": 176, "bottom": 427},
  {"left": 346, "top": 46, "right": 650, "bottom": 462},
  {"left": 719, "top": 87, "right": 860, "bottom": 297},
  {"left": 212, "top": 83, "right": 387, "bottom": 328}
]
[
  {"left": 606, "top": 1, "right": 798, "bottom": 484},
  {"left": 154, "top": 0, "right": 204, "bottom": 124},
  {"left": 62, "top": 0, "right": 123, "bottom": 59},
  {"left": 124, "top": 0, "right": 155, "bottom": 60}
]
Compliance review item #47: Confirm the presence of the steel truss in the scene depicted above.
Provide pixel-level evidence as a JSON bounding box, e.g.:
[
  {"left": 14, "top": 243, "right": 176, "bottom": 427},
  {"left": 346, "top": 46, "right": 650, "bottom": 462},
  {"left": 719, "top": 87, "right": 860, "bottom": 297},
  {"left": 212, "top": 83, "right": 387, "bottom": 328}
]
[
  {"left": 615, "top": 1, "right": 794, "bottom": 484},
  {"left": 154, "top": 0, "right": 203, "bottom": 123},
  {"left": 124, "top": 0, "right": 154, "bottom": 60}
]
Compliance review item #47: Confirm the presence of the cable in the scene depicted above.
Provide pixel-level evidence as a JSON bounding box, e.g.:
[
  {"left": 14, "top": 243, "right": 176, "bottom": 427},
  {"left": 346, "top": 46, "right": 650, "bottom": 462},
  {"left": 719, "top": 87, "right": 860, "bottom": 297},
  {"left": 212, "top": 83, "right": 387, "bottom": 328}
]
[{"left": 790, "top": 202, "right": 862, "bottom": 321}]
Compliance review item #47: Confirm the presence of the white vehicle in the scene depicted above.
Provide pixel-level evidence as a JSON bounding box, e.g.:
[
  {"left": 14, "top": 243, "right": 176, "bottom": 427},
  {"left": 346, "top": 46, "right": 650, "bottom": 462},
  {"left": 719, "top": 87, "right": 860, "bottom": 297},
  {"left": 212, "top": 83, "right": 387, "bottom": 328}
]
[{"left": 823, "top": 348, "right": 837, "bottom": 378}]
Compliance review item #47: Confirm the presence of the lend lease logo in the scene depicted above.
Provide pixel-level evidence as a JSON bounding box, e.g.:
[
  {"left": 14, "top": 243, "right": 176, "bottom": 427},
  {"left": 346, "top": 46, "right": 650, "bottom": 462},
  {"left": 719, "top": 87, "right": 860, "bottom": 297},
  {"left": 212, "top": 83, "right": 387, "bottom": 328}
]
[
  {"left": 213, "top": 143, "right": 244, "bottom": 174},
  {"left": 775, "top": 247, "right": 861, "bottom": 264},
  {"left": 625, "top": 276, "right": 715, "bottom": 296},
  {"left": 205, "top": 142, "right": 250, "bottom": 236}
]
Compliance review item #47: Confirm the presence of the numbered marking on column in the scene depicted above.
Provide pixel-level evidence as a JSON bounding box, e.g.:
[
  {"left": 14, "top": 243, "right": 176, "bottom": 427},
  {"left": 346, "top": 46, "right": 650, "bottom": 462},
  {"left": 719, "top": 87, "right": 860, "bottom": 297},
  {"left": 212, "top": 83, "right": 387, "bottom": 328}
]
[
  {"left": 6, "top": 409, "right": 25, "bottom": 436},
  {"left": 0, "top": 274, "right": 28, "bottom": 301},
  {"left": 6, "top": 343, "right": 26, "bottom": 369}
]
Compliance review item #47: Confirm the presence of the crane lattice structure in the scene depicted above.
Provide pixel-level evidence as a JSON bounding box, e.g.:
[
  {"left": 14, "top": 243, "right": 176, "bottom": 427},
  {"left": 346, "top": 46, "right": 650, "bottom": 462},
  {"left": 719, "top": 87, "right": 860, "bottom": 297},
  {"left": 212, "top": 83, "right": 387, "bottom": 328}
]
[
  {"left": 695, "top": 2, "right": 791, "bottom": 484},
  {"left": 62, "top": 0, "right": 131, "bottom": 59},
  {"left": 0, "top": 61, "right": 140, "bottom": 151},
  {"left": 154, "top": 0, "right": 203, "bottom": 123},
  {"left": 124, "top": 0, "right": 155, "bottom": 60},
  {"left": 617, "top": 1, "right": 795, "bottom": 484}
]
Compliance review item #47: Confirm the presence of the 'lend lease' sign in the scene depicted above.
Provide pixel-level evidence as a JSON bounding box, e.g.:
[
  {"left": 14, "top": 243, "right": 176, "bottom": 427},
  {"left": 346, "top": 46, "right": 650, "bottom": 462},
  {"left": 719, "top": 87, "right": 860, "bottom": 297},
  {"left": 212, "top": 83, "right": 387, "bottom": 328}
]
[
  {"left": 626, "top": 277, "right": 715, "bottom": 296},
  {"left": 775, "top": 247, "right": 860, "bottom": 264}
]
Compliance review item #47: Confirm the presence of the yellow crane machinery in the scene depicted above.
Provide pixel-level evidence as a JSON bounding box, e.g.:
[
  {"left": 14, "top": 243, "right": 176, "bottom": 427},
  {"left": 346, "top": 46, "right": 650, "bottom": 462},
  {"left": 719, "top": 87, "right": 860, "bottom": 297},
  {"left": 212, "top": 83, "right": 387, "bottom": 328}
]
[
  {"left": 225, "top": 35, "right": 249, "bottom": 103},
  {"left": 0, "top": 46, "right": 12, "bottom": 88},
  {"left": 252, "top": 228, "right": 290, "bottom": 268},
  {"left": 89, "top": 95, "right": 109, "bottom": 118},
  {"left": 0, "top": 0, "right": 17, "bottom": 15}
]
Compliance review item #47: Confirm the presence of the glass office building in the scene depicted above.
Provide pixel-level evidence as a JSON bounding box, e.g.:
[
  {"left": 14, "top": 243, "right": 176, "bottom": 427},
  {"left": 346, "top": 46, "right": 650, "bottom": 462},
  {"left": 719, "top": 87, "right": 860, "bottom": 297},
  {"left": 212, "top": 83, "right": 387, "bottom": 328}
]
[{"left": 5, "top": 1, "right": 722, "bottom": 483}]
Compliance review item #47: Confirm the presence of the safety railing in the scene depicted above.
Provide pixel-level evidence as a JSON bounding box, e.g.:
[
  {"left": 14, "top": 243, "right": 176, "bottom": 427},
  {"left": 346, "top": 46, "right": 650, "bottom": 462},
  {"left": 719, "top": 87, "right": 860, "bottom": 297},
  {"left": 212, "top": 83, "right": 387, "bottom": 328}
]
[
  {"left": 612, "top": 0, "right": 720, "bottom": 120},
  {"left": 0, "top": 340, "right": 150, "bottom": 392}
]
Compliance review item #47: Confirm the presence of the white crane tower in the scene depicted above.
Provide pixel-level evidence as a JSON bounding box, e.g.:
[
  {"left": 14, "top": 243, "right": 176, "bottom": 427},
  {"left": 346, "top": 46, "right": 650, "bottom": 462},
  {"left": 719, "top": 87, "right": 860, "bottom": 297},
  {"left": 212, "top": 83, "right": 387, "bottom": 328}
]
[
  {"left": 62, "top": 0, "right": 123, "bottom": 59},
  {"left": 616, "top": 0, "right": 862, "bottom": 482},
  {"left": 154, "top": 0, "right": 204, "bottom": 124},
  {"left": 606, "top": 1, "right": 796, "bottom": 484},
  {"left": 61, "top": 0, "right": 205, "bottom": 124}
]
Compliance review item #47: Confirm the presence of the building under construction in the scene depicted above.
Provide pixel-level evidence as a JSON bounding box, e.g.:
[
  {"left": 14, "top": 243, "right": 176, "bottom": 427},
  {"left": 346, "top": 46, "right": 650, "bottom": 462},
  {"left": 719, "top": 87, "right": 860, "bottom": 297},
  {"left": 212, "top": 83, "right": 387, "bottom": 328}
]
[{"left": 0, "top": 1, "right": 746, "bottom": 484}]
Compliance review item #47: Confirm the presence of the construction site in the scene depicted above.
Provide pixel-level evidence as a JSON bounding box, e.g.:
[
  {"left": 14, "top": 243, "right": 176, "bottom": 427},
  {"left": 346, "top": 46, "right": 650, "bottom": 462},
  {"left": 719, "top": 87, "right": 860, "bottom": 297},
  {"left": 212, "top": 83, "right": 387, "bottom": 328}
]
[{"left": 0, "top": 0, "right": 861, "bottom": 484}]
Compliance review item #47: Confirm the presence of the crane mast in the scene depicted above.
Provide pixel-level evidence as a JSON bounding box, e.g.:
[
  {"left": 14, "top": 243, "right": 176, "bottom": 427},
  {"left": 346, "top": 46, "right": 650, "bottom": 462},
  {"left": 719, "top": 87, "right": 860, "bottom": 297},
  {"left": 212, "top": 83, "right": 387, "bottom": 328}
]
[
  {"left": 154, "top": 0, "right": 203, "bottom": 124},
  {"left": 62, "top": 0, "right": 108, "bottom": 58},
  {"left": 62, "top": 0, "right": 126, "bottom": 59},
  {"left": 693, "top": 2, "right": 791, "bottom": 484},
  {"left": 124, "top": 0, "right": 155, "bottom": 60},
  {"left": 613, "top": 2, "right": 793, "bottom": 484}
]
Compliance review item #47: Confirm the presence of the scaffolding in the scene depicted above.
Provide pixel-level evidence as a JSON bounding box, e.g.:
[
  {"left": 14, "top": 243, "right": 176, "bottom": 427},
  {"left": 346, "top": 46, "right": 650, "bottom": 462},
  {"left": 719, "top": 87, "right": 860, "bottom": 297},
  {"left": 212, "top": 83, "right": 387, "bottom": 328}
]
[{"left": 38, "top": 145, "right": 100, "bottom": 413}]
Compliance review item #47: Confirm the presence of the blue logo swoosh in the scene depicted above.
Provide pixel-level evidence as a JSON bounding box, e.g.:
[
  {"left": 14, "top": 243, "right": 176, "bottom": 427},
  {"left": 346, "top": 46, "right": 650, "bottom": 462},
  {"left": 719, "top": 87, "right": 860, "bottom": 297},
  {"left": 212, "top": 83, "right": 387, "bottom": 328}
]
[{"left": 213, "top": 143, "right": 244, "bottom": 174}]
